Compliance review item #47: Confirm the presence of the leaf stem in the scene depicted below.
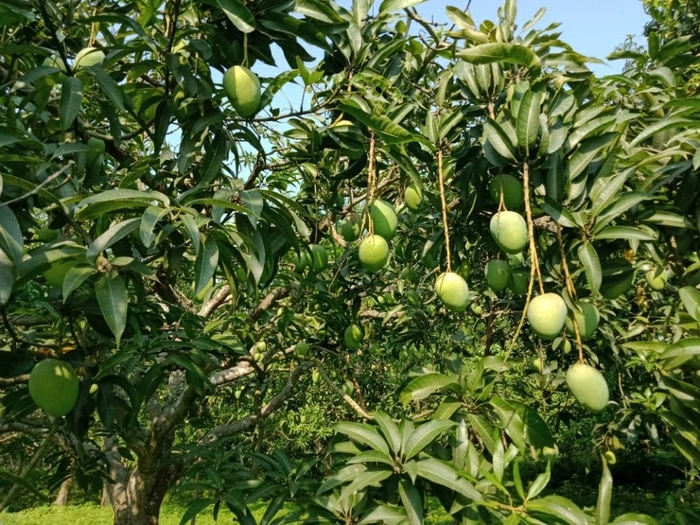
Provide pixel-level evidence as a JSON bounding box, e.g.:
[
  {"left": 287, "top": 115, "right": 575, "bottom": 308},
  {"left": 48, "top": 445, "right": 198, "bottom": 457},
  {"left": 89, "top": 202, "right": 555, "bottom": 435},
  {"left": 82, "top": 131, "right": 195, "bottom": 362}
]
[{"left": 556, "top": 225, "right": 585, "bottom": 362}]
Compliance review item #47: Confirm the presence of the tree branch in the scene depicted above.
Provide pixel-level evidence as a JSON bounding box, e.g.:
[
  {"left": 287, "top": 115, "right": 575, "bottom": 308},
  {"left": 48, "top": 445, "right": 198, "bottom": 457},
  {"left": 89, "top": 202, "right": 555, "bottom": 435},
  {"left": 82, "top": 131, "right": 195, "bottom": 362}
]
[{"left": 199, "top": 362, "right": 312, "bottom": 444}]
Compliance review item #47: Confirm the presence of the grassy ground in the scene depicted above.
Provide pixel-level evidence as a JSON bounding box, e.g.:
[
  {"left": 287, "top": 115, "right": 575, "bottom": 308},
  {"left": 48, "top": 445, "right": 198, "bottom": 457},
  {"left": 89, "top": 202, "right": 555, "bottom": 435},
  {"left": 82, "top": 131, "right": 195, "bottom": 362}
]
[{"left": 0, "top": 500, "right": 453, "bottom": 525}]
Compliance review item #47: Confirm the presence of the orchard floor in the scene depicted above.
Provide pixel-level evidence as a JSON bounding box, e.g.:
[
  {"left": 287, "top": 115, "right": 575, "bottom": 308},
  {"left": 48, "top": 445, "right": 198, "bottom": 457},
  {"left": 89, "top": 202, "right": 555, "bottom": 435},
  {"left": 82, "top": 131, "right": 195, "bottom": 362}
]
[{"left": 0, "top": 501, "right": 452, "bottom": 525}]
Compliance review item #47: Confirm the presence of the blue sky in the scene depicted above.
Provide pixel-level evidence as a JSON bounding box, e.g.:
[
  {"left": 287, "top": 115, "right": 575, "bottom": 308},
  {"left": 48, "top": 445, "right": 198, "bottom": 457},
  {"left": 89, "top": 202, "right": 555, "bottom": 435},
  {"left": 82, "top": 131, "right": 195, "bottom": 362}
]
[{"left": 391, "top": 0, "right": 650, "bottom": 74}]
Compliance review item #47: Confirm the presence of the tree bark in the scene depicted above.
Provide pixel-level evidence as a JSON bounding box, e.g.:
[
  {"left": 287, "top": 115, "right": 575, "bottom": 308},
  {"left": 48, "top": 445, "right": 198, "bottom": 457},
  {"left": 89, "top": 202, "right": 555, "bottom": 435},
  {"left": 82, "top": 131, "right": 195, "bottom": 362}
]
[{"left": 53, "top": 476, "right": 73, "bottom": 506}]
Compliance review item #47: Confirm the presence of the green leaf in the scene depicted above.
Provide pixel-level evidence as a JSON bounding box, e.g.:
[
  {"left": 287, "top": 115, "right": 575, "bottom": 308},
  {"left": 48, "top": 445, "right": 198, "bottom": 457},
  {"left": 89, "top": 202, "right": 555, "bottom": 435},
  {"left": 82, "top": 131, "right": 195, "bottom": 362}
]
[
  {"left": 62, "top": 266, "right": 96, "bottom": 301},
  {"left": 85, "top": 66, "right": 125, "bottom": 111},
  {"left": 404, "top": 419, "right": 456, "bottom": 460},
  {"left": 526, "top": 462, "right": 551, "bottom": 501},
  {"left": 0, "top": 206, "right": 23, "bottom": 265},
  {"left": 662, "top": 338, "right": 700, "bottom": 369},
  {"left": 359, "top": 505, "right": 407, "bottom": 524},
  {"left": 516, "top": 90, "right": 542, "bottom": 151},
  {"left": 216, "top": 0, "right": 255, "bottom": 33},
  {"left": 373, "top": 412, "right": 401, "bottom": 454},
  {"left": 346, "top": 450, "right": 394, "bottom": 467},
  {"left": 629, "top": 117, "right": 695, "bottom": 147},
  {"left": 483, "top": 118, "right": 517, "bottom": 162},
  {"left": 179, "top": 498, "right": 216, "bottom": 525},
  {"left": 296, "top": 0, "right": 346, "bottom": 23},
  {"left": 398, "top": 479, "right": 423, "bottom": 525},
  {"left": 490, "top": 397, "right": 554, "bottom": 450},
  {"left": 458, "top": 43, "right": 541, "bottom": 69},
  {"left": 541, "top": 197, "right": 579, "bottom": 228},
  {"left": 194, "top": 235, "right": 219, "bottom": 297},
  {"left": 87, "top": 218, "right": 141, "bottom": 265},
  {"left": 611, "top": 514, "right": 658, "bottom": 525},
  {"left": 578, "top": 242, "right": 602, "bottom": 295},
  {"left": 0, "top": 249, "right": 13, "bottom": 307},
  {"left": 316, "top": 463, "right": 367, "bottom": 495},
  {"left": 527, "top": 495, "right": 588, "bottom": 525},
  {"left": 59, "top": 77, "right": 83, "bottom": 130},
  {"left": 679, "top": 287, "right": 700, "bottom": 323},
  {"left": 466, "top": 413, "right": 497, "bottom": 455},
  {"left": 343, "top": 468, "right": 393, "bottom": 495},
  {"left": 590, "top": 168, "right": 635, "bottom": 218},
  {"left": 95, "top": 271, "right": 128, "bottom": 346},
  {"left": 596, "top": 455, "right": 613, "bottom": 525},
  {"left": 513, "top": 460, "right": 525, "bottom": 501},
  {"left": 594, "top": 193, "right": 653, "bottom": 231},
  {"left": 140, "top": 206, "right": 169, "bottom": 247},
  {"left": 565, "top": 133, "right": 616, "bottom": 181},
  {"left": 338, "top": 102, "right": 419, "bottom": 145},
  {"left": 399, "top": 373, "right": 458, "bottom": 404},
  {"left": 415, "top": 458, "right": 483, "bottom": 502},
  {"left": 335, "top": 422, "right": 391, "bottom": 456},
  {"left": 594, "top": 226, "right": 658, "bottom": 242},
  {"left": 378, "top": 0, "right": 424, "bottom": 13}
]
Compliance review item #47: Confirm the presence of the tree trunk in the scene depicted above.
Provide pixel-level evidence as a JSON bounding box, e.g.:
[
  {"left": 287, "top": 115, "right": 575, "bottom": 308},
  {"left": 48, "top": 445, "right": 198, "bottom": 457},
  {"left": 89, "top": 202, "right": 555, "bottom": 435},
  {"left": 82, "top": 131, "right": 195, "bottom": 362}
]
[
  {"left": 106, "top": 433, "right": 182, "bottom": 525},
  {"left": 53, "top": 476, "right": 73, "bottom": 506},
  {"left": 110, "top": 466, "right": 169, "bottom": 525}
]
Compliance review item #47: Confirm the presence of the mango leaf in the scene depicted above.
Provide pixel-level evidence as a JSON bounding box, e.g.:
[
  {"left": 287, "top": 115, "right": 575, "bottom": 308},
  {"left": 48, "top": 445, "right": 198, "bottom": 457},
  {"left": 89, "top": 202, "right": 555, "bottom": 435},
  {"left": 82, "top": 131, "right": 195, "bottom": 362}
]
[
  {"left": 95, "top": 271, "right": 128, "bottom": 346},
  {"left": 373, "top": 412, "right": 401, "bottom": 454},
  {"left": 565, "top": 132, "right": 616, "bottom": 181},
  {"left": 611, "top": 514, "right": 658, "bottom": 524},
  {"left": 590, "top": 168, "right": 635, "bottom": 217},
  {"left": 87, "top": 218, "right": 141, "bottom": 264},
  {"left": 516, "top": 90, "right": 542, "bottom": 151},
  {"left": 578, "top": 242, "right": 602, "bottom": 295},
  {"left": 398, "top": 479, "right": 423, "bottom": 525},
  {"left": 316, "top": 463, "right": 367, "bottom": 495},
  {"left": 0, "top": 249, "right": 13, "bottom": 307},
  {"left": 359, "top": 505, "right": 407, "bottom": 524},
  {"left": 490, "top": 397, "right": 554, "bottom": 450},
  {"left": 0, "top": 206, "right": 23, "bottom": 264},
  {"left": 596, "top": 456, "right": 613, "bottom": 525},
  {"left": 399, "top": 373, "right": 459, "bottom": 404},
  {"left": 404, "top": 419, "right": 456, "bottom": 460},
  {"left": 679, "top": 286, "right": 700, "bottom": 323},
  {"left": 335, "top": 422, "right": 391, "bottom": 456},
  {"left": 594, "top": 193, "right": 653, "bottom": 231},
  {"left": 346, "top": 450, "right": 394, "bottom": 467},
  {"left": 179, "top": 499, "right": 215, "bottom": 525},
  {"left": 62, "top": 266, "right": 96, "bottom": 301},
  {"left": 526, "top": 462, "right": 551, "bottom": 501},
  {"left": 629, "top": 117, "right": 695, "bottom": 147},
  {"left": 342, "top": 468, "right": 392, "bottom": 496},
  {"left": 296, "top": 0, "right": 346, "bottom": 23},
  {"left": 662, "top": 338, "right": 700, "bottom": 369},
  {"left": 541, "top": 197, "right": 579, "bottom": 228},
  {"left": 415, "top": 458, "right": 483, "bottom": 502},
  {"left": 59, "top": 77, "right": 83, "bottom": 130},
  {"left": 85, "top": 66, "right": 125, "bottom": 111},
  {"left": 458, "top": 43, "right": 541, "bottom": 69},
  {"left": 216, "top": 0, "right": 255, "bottom": 33},
  {"left": 594, "top": 226, "right": 658, "bottom": 242},
  {"left": 483, "top": 118, "right": 516, "bottom": 162},
  {"left": 527, "top": 495, "right": 588, "bottom": 525},
  {"left": 338, "top": 103, "right": 419, "bottom": 145},
  {"left": 378, "top": 0, "right": 424, "bottom": 13},
  {"left": 140, "top": 206, "right": 169, "bottom": 247},
  {"left": 466, "top": 413, "right": 497, "bottom": 455},
  {"left": 194, "top": 235, "right": 219, "bottom": 297}
]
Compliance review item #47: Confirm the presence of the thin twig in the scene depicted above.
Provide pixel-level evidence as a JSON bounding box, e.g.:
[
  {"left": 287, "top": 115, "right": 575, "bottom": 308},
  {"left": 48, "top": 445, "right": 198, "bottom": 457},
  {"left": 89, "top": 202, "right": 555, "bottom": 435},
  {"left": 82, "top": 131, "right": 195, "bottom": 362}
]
[
  {"left": 0, "top": 161, "right": 74, "bottom": 208},
  {"left": 437, "top": 145, "right": 452, "bottom": 272}
]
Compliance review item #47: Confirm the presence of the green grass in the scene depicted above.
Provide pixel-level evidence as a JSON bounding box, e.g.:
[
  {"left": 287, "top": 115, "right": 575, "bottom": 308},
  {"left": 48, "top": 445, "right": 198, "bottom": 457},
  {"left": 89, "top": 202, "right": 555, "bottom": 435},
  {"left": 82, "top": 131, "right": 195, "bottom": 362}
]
[{"left": 0, "top": 500, "right": 452, "bottom": 525}]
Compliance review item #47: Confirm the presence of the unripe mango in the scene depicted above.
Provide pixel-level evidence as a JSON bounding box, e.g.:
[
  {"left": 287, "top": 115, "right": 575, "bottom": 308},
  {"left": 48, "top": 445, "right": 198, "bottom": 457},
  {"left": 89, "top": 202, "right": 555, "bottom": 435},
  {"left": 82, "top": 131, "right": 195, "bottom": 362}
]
[
  {"left": 28, "top": 359, "right": 79, "bottom": 418},
  {"left": 370, "top": 200, "right": 398, "bottom": 240},
  {"left": 490, "top": 211, "right": 528, "bottom": 254},
  {"left": 358, "top": 235, "right": 389, "bottom": 272},
  {"left": 435, "top": 272, "right": 469, "bottom": 313},
  {"left": 565, "top": 302, "right": 600, "bottom": 340},
  {"left": 223, "top": 65, "right": 261, "bottom": 117},
  {"left": 566, "top": 363, "right": 609, "bottom": 412},
  {"left": 489, "top": 174, "right": 523, "bottom": 209},
  {"left": 527, "top": 293, "right": 567, "bottom": 339},
  {"left": 485, "top": 259, "right": 511, "bottom": 292}
]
